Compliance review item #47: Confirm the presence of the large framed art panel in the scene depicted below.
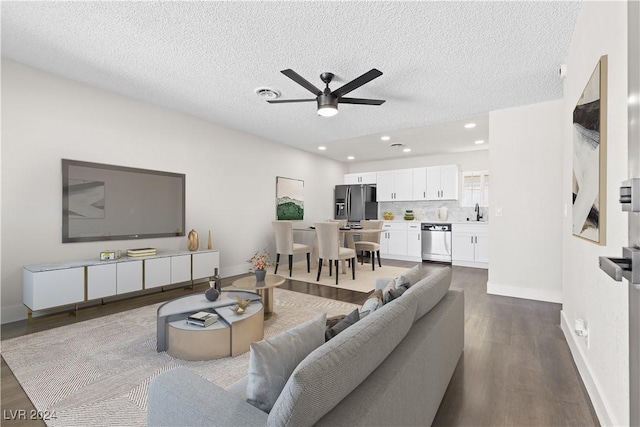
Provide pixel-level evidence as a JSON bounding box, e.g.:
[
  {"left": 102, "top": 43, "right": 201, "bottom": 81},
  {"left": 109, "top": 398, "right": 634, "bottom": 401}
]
[
  {"left": 276, "top": 176, "right": 304, "bottom": 220},
  {"left": 572, "top": 55, "right": 608, "bottom": 245}
]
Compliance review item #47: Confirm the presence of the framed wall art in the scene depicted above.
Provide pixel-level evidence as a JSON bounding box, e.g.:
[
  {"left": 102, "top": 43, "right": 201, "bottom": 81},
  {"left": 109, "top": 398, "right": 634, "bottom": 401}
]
[
  {"left": 276, "top": 176, "right": 304, "bottom": 220},
  {"left": 572, "top": 55, "right": 607, "bottom": 244}
]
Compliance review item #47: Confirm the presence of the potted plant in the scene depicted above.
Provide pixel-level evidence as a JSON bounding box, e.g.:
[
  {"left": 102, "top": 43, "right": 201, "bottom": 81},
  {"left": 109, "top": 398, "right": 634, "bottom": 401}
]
[{"left": 247, "top": 249, "right": 273, "bottom": 281}]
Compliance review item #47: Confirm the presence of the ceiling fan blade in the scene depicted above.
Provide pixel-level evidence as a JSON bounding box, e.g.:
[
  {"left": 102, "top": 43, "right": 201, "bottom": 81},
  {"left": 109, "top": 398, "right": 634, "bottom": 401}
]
[
  {"left": 331, "top": 69, "right": 383, "bottom": 98},
  {"left": 339, "top": 97, "right": 385, "bottom": 105},
  {"left": 281, "top": 69, "right": 323, "bottom": 96},
  {"left": 266, "top": 99, "right": 316, "bottom": 103}
]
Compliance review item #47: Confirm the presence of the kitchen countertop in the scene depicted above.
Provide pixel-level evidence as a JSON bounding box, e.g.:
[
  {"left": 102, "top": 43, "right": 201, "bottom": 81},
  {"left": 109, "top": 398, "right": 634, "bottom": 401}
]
[{"left": 383, "top": 219, "right": 488, "bottom": 225}]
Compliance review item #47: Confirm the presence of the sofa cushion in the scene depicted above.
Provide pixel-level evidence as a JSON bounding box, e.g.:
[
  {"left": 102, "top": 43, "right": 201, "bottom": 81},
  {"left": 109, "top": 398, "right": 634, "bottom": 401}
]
[
  {"left": 402, "top": 264, "right": 422, "bottom": 286},
  {"left": 403, "top": 267, "right": 452, "bottom": 322},
  {"left": 268, "top": 295, "right": 418, "bottom": 427},
  {"left": 246, "top": 314, "right": 326, "bottom": 413},
  {"left": 325, "top": 309, "right": 359, "bottom": 341},
  {"left": 360, "top": 295, "right": 382, "bottom": 317}
]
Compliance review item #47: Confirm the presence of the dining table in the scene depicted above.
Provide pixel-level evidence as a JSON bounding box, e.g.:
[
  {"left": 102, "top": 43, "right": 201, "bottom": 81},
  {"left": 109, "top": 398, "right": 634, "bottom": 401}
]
[{"left": 294, "top": 226, "right": 383, "bottom": 274}]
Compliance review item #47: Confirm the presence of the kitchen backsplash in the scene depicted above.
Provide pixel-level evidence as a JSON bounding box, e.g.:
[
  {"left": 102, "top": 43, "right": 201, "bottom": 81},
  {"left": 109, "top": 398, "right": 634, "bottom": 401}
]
[{"left": 379, "top": 200, "right": 488, "bottom": 222}]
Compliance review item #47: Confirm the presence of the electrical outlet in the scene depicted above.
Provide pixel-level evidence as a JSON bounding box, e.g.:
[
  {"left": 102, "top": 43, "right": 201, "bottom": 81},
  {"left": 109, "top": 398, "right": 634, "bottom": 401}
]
[{"left": 495, "top": 206, "right": 503, "bottom": 217}]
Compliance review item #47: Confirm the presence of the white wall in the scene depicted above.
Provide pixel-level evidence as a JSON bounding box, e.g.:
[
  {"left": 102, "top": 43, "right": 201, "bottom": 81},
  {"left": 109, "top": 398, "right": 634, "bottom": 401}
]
[
  {"left": 347, "top": 150, "right": 489, "bottom": 174},
  {"left": 488, "top": 100, "right": 564, "bottom": 303},
  {"left": 1, "top": 60, "right": 346, "bottom": 323},
  {"left": 561, "top": 2, "right": 629, "bottom": 425}
]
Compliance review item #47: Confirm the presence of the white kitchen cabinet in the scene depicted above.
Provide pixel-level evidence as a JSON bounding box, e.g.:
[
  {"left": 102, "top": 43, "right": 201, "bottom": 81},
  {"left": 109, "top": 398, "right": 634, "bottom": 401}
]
[
  {"left": 87, "top": 264, "right": 117, "bottom": 300},
  {"left": 117, "top": 260, "right": 142, "bottom": 294},
  {"left": 380, "top": 222, "right": 408, "bottom": 257},
  {"left": 407, "top": 223, "right": 422, "bottom": 258},
  {"left": 426, "top": 164, "right": 459, "bottom": 200},
  {"left": 412, "top": 168, "right": 427, "bottom": 200},
  {"left": 377, "top": 170, "right": 413, "bottom": 201},
  {"left": 344, "top": 172, "right": 377, "bottom": 185},
  {"left": 452, "top": 223, "right": 488, "bottom": 269}
]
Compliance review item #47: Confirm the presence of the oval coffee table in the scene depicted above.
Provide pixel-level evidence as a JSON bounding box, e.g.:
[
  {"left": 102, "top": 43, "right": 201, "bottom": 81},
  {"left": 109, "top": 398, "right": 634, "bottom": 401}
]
[{"left": 231, "top": 274, "right": 285, "bottom": 314}]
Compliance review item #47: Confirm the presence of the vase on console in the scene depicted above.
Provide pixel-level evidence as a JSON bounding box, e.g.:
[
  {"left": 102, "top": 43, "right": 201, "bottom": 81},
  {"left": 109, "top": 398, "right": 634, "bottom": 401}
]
[
  {"left": 187, "top": 229, "right": 199, "bottom": 251},
  {"left": 255, "top": 268, "right": 266, "bottom": 282}
]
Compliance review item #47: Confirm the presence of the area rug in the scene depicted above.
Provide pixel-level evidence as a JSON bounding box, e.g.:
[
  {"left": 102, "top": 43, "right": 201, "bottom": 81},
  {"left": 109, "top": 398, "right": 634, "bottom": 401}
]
[
  {"left": 287, "top": 260, "right": 413, "bottom": 293},
  {"left": 0, "top": 289, "right": 358, "bottom": 427}
]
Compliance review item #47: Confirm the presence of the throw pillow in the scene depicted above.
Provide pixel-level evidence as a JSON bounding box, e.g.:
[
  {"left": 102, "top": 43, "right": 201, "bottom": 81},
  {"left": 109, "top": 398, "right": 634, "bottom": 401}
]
[
  {"left": 326, "top": 314, "right": 346, "bottom": 329},
  {"left": 396, "top": 275, "right": 410, "bottom": 289},
  {"left": 246, "top": 314, "right": 326, "bottom": 413},
  {"left": 381, "top": 279, "right": 397, "bottom": 302},
  {"left": 325, "top": 309, "right": 360, "bottom": 341},
  {"left": 402, "top": 264, "right": 422, "bottom": 286},
  {"left": 387, "top": 284, "right": 408, "bottom": 302},
  {"left": 360, "top": 296, "right": 382, "bottom": 316}
]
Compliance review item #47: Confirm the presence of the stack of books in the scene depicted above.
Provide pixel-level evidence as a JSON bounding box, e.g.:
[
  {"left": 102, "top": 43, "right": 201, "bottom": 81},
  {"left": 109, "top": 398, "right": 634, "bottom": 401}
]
[
  {"left": 127, "top": 247, "right": 157, "bottom": 257},
  {"left": 186, "top": 311, "right": 219, "bottom": 327}
]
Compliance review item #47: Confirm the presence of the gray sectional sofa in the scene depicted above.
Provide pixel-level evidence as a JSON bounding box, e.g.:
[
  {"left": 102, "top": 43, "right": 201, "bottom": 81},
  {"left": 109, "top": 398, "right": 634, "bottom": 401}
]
[{"left": 147, "top": 266, "right": 464, "bottom": 427}]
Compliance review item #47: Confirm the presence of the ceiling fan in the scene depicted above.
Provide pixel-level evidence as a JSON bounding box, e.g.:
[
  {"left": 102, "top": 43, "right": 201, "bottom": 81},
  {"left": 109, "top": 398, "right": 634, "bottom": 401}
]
[{"left": 267, "top": 69, "right": 385, "bottom": 117}]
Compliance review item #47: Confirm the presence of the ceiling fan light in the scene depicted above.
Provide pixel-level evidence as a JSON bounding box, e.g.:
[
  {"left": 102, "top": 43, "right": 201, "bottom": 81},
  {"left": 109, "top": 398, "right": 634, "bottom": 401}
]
[{"left": 318, "top": 105, "right": 338, "bottom": 117}]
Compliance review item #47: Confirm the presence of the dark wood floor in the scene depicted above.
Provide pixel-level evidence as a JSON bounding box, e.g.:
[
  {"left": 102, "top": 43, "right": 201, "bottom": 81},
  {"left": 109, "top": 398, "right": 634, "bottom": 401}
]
[{"left": 1, "top": 260, "right": 598, "bottom": 426}]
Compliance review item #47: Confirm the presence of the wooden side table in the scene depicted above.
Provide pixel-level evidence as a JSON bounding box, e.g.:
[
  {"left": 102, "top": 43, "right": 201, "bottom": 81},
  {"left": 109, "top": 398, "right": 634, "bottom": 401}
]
[{"left": 231, "top": 274, "right": 285, "bottom": 314}]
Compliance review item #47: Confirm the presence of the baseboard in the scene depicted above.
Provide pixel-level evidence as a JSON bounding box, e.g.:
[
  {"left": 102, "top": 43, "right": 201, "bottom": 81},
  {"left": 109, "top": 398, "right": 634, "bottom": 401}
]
[
  {"left": 1, "top": 303, "right": 28, "bottom": 324},
  {"left": 486, "top": 282, "right": 562, "bottom": 303},
  {"left": 560, "top": 311, "right": 615, "bottom": 426},
  {"left": 452, "top": 260, "right": 488, "bottom": 269}
]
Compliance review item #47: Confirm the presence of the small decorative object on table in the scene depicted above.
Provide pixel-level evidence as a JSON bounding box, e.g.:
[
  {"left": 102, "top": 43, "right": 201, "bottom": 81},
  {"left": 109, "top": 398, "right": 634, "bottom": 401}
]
[
  {"left": 207, "top": 230, "right": 212, "bottom": 250},
  {"left": 231, "top": 295, "right": 252, "bottom": 315},
  {"left": 247, "top": 249, "right": 273, "bottom": 282},
  {"left": 383, "top": 211, "right": 394, "bottom": 220},
  {"left": 204, "top": 284, "right": 219, "bottom": 302},
  {"left": 187, "top": 229, "right": 199, "bottom": 251},
  {"left": 100, "top": 250, "right": 121, "bottom": 261}
]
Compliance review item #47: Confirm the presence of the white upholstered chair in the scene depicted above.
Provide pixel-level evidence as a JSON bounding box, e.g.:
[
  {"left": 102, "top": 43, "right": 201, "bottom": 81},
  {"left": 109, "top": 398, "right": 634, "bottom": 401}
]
[
  {"left": 314, "top": 222, "right": 356, "bottom": 285},
  {"left": 272, "top": 221, "right": 311, "bottom": 277},
  {"left": 354, "top": 220, "right": 383, "bottom": 271}
]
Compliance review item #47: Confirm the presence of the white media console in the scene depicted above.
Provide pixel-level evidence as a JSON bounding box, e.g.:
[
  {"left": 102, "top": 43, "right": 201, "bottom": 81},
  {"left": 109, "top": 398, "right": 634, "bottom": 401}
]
[{"left": 23, "top": 249, "right": 220, "bottom": 315}]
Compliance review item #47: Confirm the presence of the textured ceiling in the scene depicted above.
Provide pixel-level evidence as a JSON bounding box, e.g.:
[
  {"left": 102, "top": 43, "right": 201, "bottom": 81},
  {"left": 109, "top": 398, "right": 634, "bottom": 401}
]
[{"left": 1, "top": 1, "right": 580, "bottom": 163}]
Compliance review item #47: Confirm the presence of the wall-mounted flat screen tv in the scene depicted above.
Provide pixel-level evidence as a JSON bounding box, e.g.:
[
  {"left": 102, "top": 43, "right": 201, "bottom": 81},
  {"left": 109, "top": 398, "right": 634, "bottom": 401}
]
[{"left": 62, "top": 159, "right": 185, "bottom": 243}]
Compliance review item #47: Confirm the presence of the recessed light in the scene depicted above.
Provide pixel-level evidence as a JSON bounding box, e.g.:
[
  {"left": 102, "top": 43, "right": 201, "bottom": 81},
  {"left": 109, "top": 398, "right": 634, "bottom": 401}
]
[
  {"left": 464, "top": 123, "right": 476, "bottom": 129},
  {"left": 318, "top": 146, "right": 327, "bottom": 150},
  {"left": 347, "top": 156, "right": 355, "bottom": 160},
  {"left": 474, "top": 140, "right": 485, "bottom": 145},
  {"left": 381, "top": 135, "right": 391, "bottom": 141},
  {"left": 403, "top": 148, "right": 411, "bottom": 153}
]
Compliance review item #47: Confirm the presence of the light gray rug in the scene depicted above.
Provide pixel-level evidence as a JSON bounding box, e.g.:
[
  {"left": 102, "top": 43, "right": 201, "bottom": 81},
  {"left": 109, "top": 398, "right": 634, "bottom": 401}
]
[
  {"left": 1, "top": 289, "right": 359, "bottom": 427},
  {"left": 288, "top": 260, "right": 411, "bottom": 292}
]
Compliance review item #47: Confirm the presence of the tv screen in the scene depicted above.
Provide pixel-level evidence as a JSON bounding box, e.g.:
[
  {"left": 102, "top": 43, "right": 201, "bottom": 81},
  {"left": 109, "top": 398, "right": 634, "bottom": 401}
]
[{"left": 62, "top": 159, "right": 185, "bottom": 243}]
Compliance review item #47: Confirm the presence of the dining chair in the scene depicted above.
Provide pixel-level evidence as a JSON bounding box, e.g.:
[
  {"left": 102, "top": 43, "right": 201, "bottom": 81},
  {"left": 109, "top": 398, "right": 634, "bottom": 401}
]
[
  {"left": 314, "top": 222, "right": 356, "bottom": 285},
  {"left": 272, "top": 221, "right": 311, "bottom": 277},
  {"left": 354, "top": 220, "right": 383, "bottom": 271}
]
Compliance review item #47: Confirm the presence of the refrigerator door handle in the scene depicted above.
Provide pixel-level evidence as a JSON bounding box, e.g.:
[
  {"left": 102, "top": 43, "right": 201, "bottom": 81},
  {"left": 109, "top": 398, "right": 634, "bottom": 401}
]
[{"left": 346, "top": 187, "right": 351, "bottom": 220}]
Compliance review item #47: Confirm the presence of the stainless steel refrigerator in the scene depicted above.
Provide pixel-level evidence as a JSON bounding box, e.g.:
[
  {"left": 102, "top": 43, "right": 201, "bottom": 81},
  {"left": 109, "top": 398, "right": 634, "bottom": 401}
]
[{"left": 335, "top": 184, "right": 377, "bottom": 223}]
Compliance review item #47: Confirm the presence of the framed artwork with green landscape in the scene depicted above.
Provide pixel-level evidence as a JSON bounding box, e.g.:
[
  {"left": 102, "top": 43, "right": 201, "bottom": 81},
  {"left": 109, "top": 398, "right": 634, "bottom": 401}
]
[{"left": 276, "top": 176, "right": 304, "bottom": 220}]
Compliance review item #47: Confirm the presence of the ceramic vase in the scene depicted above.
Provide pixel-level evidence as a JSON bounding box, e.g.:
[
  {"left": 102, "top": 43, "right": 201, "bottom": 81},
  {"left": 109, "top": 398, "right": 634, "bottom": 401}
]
[
  {"left": 255, "top": 268, "right": 266, "bottom": 282},
  {"left": 207, "top": 230, "right": 212, "bottom": 250},
  {"left": 204, "top": 285, "right": 219, "bottom": 302},
  {"left": 187, "top": 229, "right": 199, "bottom": 251}
]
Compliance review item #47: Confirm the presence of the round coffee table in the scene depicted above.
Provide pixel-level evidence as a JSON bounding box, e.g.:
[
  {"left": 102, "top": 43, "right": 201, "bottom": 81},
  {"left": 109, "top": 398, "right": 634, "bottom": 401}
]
[{"left": 232, "top": 274, "right": 285, "bottom": 314}]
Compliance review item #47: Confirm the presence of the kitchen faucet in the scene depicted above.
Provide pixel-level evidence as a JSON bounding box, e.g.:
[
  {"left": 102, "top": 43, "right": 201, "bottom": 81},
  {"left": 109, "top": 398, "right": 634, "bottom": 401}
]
[{"left": 474, "top": 203, "right": 482, "bottom": 221}]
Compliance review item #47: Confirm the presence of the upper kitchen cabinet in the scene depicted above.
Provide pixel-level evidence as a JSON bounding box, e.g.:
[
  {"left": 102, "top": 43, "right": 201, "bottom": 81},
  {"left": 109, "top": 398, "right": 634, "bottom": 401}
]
[
  {"left": 425, "top": 164, "right": 459, "bottom": 200},
  {"left": 344, "top": 172, "right": 377, "bottom": 185},
  {"left": 377, "top": 169, "right": 413, "bottom": 202},
  {"left": 412, "top": 168, "right": 427, "bottom": 201}
]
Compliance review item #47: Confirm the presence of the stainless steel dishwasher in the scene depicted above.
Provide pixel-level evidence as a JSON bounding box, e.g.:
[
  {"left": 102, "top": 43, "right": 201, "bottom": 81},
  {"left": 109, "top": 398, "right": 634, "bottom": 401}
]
[{"left": 421, "top": 223, "right": 452, "bottom": 263}]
